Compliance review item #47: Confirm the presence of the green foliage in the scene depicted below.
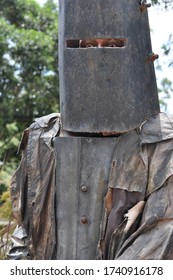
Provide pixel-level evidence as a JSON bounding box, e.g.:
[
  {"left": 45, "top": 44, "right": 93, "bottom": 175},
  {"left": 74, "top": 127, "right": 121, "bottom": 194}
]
[
  {"left": 0, "top": 159, "right": 17, "bottom": 222},
  {"left": 0, "top": 191, "right": 12, "bottom": 219},
  {"left": 0, "top": 0, "right": 173, "bottom": 229},
  {"left": 0, "top": 167, "right": 14, "bottom": 260},
  {"left": 0, "top": 0, "right": 59, "bottom": 164},
  {"left": 150, "top": 0, "right": 173, "bottom": 110},
  {"left": 151, "top": 0, "right": 173, "bottom": 8},
  {"left": 0, "top": 0, "right": 59, "bottom": 227},
  {"left": 158, "top": 78, "right": 173, "bottom": 111},
  {"left": 162, "top": 35, "right": 173, "bottom": 66},
  {"left": 0, "top": 169, "right": 9, "bottom": 197}
]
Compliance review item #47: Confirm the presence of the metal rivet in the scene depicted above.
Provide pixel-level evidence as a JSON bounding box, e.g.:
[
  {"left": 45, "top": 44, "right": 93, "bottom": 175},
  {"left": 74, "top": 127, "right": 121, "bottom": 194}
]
[
  {"left": 146, "top": 53, "right": 159, "bottom": 63},
  {"left": 80, "top": 216, "right": 88, "bottom": 224},
  {"left": 140, "top": 1, "right": 151, "bottom": 12},
  {"left": 81, "top": 186, "right": 87, "bottom": 192}
]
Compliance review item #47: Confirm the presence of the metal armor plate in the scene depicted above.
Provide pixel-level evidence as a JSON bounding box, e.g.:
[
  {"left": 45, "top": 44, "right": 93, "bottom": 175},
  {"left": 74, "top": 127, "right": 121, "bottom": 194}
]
[
  {"left": 53, "top": 137, "right": 117, "bottom": 259},
  {"left": 59, "top": 0, "right": 160, "bottom": 133}
]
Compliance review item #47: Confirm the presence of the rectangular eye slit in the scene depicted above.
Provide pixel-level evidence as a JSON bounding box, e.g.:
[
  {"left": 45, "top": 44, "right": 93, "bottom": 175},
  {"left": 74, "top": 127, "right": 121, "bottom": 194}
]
[
  {"left": 66, "top": 38, "right": 127, "bottom": 48},
  {"left": 66, "top": 40, "right": 80, "bottom": 48}
]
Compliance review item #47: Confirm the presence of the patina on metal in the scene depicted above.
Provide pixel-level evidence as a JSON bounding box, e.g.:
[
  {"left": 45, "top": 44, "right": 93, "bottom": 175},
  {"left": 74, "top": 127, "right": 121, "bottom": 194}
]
[
  {"left": 59, "top": 0, "right": 160, "bottom": 133},
  {"left": 8, "top": 112, "right": 173, "bottom": 260},
  {"left": 53, "top": 137, "right": 117, "bottom": 260}
]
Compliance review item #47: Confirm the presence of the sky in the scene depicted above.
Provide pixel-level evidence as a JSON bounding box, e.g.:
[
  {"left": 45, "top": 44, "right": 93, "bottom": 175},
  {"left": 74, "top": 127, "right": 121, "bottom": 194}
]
[
  {"left": 148, "top": 7, "right": 173, "bottom": 113},
  {"left": 36, "top": 0, "right": 173, "bottom": 113}
]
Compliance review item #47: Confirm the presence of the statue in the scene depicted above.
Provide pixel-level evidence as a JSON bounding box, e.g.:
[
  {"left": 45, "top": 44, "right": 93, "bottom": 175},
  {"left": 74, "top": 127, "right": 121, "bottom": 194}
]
[{"left": 8, "top": 0, "right": 173, "bottom": 260}]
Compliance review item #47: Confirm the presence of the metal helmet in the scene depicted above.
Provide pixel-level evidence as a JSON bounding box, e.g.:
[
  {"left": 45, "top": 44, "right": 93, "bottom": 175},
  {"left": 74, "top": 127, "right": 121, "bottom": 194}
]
[{"left": 58, "top": 0, "right": 160, "bottom": 133}]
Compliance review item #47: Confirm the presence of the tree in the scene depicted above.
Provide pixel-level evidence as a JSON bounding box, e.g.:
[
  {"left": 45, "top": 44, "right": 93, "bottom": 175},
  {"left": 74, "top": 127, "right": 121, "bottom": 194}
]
[
  {"left": 0, "top": 0, "right": 59, "bottom": 196},
  {"left": 151, "top": 0, "right": 173, "bottom": 8},
  {"left": 151, "top": 0, "right": 173, "bottom": 110},
  {"left": 0, "top": 2, "right": 59, "bottom": 257},
  {"left": 0, "top": 0, "right": 173, "bottom": 214},
  {"left": 0, "top": 0, "right": 172, "bottom": 260}
]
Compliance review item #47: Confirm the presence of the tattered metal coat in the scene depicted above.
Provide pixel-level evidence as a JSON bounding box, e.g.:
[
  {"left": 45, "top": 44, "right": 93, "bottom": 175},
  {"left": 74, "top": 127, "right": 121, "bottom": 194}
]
[
  {"left": 10, "top": 112, "right": 173, "bottom": 259},
  {"left": 10, "top": 113, "right": 60, "bottom": 259},
  {"left": 101, "top": 113, "right": 173, "bottom": 259}
]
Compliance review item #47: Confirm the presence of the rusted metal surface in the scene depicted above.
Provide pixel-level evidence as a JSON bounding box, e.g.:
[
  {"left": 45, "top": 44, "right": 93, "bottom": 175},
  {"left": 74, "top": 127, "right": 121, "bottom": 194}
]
[
  {"left": 8, "top": 112, "right": 173, "bottom": 259},
  {"left": 146, "top": 53, "right": 159, "bottom": 63},
  {"left": 54, "top": 113, "right": 173, "bottom": 260},
  {"left": 9, "top": 113, "right": 60, "bottom": 260},
  {"left": 53, "top": 137, "right": 117, "bottom": 260},
  {"left": 140, "top": 0, "right": 151, "bottom": 12},
  {"left": 116, "top": 175, "right": 173, "bottom": 260},
  {"left": 7, "top": 0, "right": 173, "bottom": 262},
  {"left": 59, "top": 0, "right": 160, "bottom": 133},
  {"left": 99, "top": 113, "right": 173, "bottom": 259}
]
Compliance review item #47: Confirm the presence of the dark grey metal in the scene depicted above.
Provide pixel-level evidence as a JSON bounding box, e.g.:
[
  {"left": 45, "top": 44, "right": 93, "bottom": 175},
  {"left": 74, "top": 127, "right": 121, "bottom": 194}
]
[
  {"left": 54, "top": 137, "right": 117, "bottom": 259},
  {"left": 59, "top": 0, "right": 160, "bottom": 133}
]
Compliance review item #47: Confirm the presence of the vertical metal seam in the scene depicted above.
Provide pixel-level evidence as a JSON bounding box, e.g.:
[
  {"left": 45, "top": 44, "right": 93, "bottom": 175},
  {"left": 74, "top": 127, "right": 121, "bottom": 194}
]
[{"left": 76, "top": 137, "right": 82, "bottom": 258}]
